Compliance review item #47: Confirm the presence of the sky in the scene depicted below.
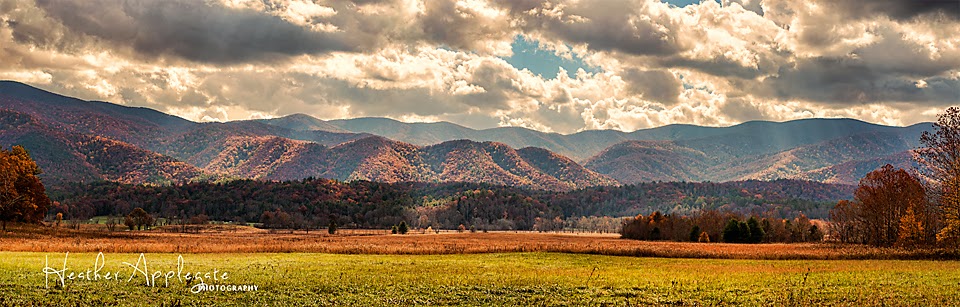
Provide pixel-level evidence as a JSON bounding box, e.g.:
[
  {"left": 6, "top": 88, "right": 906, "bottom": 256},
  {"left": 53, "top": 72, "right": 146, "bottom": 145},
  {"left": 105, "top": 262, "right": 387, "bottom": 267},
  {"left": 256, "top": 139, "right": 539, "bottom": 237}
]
[{"left": 0, "top": 0, "right": 957, "bottom": 134}]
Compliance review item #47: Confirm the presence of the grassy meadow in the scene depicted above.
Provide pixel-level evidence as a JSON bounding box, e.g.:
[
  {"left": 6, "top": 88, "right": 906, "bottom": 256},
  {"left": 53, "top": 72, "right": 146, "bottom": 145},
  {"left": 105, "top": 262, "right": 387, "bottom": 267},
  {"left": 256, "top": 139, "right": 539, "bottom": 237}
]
[
  {"left": 1, "top": 251, "right": 959, "bottom": 306},
  {"left": 4, "top": 224, "right": 957, "bottom": 259}
]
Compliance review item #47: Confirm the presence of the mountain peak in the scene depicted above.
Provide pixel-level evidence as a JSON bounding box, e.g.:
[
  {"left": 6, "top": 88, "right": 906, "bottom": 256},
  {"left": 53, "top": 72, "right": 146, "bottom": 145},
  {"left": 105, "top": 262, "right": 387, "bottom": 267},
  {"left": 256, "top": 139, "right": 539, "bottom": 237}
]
[{"left": 257, "top": 113, "right": 346, "bottom": 133}]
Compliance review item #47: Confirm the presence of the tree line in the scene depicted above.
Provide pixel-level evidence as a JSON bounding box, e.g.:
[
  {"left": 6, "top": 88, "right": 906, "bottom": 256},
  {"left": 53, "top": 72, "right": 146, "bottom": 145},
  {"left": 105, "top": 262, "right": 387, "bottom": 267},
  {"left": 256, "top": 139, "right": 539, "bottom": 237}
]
[{"left": 38, "top": 176, "right": 847, "bottom": 233}]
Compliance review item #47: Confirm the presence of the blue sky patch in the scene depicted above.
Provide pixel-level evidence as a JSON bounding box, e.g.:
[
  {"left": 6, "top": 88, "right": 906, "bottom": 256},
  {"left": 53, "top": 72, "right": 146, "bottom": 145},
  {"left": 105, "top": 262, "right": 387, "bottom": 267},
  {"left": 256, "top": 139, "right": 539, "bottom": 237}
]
[
  {"left": 503, "top": 36, "right": 600, "bottom": 79},
  {"left": 662, "top": 0, "right": 700, "bottom": 7}
]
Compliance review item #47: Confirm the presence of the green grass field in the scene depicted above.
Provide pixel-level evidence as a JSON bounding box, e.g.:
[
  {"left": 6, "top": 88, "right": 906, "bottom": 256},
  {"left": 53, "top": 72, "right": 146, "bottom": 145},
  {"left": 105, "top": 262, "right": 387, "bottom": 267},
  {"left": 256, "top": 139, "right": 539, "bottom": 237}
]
[{"left": 1, "top": 252, "right": 958, "bottom": 306}]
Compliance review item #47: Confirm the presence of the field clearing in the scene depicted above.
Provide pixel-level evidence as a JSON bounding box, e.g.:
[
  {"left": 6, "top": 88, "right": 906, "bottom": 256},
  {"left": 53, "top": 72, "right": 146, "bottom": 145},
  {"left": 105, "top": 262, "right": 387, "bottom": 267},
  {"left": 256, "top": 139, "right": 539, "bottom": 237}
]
[
  {"left": 1, "top": 252, "right": 958, "bottom": 306},
  {"left": 1, "top": 224, "right": 957, "bottom": 260}
]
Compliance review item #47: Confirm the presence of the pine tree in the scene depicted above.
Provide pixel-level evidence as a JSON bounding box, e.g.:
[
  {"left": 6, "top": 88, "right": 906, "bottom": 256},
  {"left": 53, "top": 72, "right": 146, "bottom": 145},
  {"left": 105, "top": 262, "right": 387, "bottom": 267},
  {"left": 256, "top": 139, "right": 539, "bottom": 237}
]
[
  {"left": 689, "top": 225, "right": 701, "bottom": 242},
  {"left": 738, "top": 221, "right": 751, "bottom": 243},
  {"left": 747, "top": 217, "right": 765, "bottom": 243},
  {"left": 723, "top": 219, "right": 741, "bottom": 243}
]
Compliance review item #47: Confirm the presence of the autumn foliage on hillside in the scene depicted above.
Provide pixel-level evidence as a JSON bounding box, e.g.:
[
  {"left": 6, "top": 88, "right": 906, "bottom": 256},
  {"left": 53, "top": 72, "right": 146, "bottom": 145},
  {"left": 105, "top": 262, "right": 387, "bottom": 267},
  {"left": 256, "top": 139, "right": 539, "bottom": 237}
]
[
  {"left": 185, "top": 135, "right": 617, "bottom": 191},
  {"left": 0, "top": 110, "right": 205, "bottom": 185}
]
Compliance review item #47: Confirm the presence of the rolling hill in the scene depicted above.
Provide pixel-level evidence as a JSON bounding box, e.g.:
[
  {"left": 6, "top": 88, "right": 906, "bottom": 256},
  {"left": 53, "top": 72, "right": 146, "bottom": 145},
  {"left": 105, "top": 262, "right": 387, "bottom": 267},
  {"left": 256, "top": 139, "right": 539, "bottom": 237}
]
[
  {"left": 0, "top": 80, "right": 933, "bottom": 188},
  {"left": 0, "top": 81, "right": 614, "bottom": 190},
  {"left": 0, "top": 109, "right": 205, "bottom": 185},
  {"left": 188, "top": 135, "right": 619, "bottom": 190},
  {"left": 584, "top": 128, "right": 928, "bottom": 185},
  {"left": 262, "top": 113, "right": 930, "bottom": 164}
]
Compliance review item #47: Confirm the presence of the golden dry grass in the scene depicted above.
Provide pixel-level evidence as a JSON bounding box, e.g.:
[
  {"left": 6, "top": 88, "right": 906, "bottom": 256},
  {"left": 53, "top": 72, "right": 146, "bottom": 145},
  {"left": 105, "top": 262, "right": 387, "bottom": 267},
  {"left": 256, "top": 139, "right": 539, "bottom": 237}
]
[{"left": 0, "top": 223, "right": 956, "bottom": 259}]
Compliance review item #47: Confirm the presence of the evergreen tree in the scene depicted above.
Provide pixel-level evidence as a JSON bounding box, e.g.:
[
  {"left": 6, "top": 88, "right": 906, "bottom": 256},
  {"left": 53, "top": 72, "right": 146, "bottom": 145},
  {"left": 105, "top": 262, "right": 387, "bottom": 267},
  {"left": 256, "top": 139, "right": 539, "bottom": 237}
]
[
  {"left": 747, "top": 217, "right": 765, "bottom": 243},
  {"left": 738, "top": 221, "right": 751, "bottom": 243},
  {"left": 689, "top": 225, "right": 701, "bottom": 242},
  {"left": 723, "top": 219, "right": 741, "bottom": 243}
]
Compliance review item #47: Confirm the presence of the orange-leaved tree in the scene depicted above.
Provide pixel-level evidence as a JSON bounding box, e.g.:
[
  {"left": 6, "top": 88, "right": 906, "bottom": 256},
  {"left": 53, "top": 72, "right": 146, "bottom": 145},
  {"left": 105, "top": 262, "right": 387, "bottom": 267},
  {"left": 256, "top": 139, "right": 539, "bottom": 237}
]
[
  {"left": 0, "top": 145, "right": 51, "bottom": 231},
  {"left": 853, "top": 165, "right": 931, "bottom": 247}
]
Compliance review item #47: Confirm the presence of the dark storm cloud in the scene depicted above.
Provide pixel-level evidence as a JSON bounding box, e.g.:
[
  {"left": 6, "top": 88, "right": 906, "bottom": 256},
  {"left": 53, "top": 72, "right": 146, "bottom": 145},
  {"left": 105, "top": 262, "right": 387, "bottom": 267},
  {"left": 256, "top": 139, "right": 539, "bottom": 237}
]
[
  {"left": 761, "top": 57, "right": 960, "bottom": 104},
  {"left": 620, "top": 68, "right": 681, "bottom": 104},
  {"left": 834, "top": 0, "right": 960, "bottom": 20},
  {"left": 32, "top": 0, "right": 361, "bottom": 63},
  {"left": 660, "top": 57, "right": 766, "bottom": 79}
]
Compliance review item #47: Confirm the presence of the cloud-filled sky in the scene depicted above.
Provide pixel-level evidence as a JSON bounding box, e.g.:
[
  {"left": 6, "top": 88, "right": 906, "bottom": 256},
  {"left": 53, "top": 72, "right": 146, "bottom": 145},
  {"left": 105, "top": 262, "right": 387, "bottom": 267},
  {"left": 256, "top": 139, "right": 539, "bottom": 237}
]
[{"left": 0, "top": 0, "right": 957, "bottom": 133}]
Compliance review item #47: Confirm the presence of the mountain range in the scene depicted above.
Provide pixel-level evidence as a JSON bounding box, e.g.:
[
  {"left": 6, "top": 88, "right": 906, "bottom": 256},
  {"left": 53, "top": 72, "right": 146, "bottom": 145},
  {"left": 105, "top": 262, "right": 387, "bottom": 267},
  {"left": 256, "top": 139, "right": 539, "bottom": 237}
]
[{"left": 0, "top": 81, "right": 930, "bottom": 189}]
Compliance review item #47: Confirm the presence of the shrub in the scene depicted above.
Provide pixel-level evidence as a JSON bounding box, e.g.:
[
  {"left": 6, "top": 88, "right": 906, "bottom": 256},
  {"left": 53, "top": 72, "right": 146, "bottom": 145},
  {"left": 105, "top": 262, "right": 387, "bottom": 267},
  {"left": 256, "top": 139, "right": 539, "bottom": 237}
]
[
  {"left": 328, "top": 220, "right": 337, "bottom": 235},
  {"left": 189, "top": 214, "right": 209, "bottom": 225},
  {"left": 698, "top": 231, "right": 711, "bottom": 243}
]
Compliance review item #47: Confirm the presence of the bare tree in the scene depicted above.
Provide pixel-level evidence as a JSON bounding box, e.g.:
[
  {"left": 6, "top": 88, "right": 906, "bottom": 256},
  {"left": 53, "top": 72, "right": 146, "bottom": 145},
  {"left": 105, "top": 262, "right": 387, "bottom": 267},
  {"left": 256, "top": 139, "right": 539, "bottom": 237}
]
[
  {"left": 829, "top": 200, "right": 861, "bottom": 243},
  {"left": 105, "top": 216, "right": 118, "bottom": 232}
]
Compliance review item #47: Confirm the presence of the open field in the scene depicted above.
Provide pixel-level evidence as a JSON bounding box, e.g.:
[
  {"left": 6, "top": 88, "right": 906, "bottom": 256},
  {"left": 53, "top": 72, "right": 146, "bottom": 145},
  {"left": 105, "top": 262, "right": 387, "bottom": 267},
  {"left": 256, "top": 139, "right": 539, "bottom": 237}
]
[
  {"left": 2, "top": 224, "right": 959, "bottom": 305},
  {"left": 1, "top": 224, "right": 958, "bottom": 260},
  {"left": 1, "top": 252, "right": 959, "bottom": 306}
]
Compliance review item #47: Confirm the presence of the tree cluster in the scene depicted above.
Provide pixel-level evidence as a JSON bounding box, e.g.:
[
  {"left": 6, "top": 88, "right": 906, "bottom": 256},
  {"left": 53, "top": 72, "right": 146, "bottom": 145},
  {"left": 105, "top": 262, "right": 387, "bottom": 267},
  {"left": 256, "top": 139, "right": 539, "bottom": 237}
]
[
  {"left": 721, "top": 217, "right": 765, "bottom": 243},
  {"left": 829, "top": 165, "right": 934, "bottom": 247},
  {"left": 620, "top": 210, "right": 822, "bottom": 243},
  {"left": 830, "top": 107, "right": 960, "bottom": 248},
  {"left": 123, "top": 207, "right": 155, "bottom": 231}
]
